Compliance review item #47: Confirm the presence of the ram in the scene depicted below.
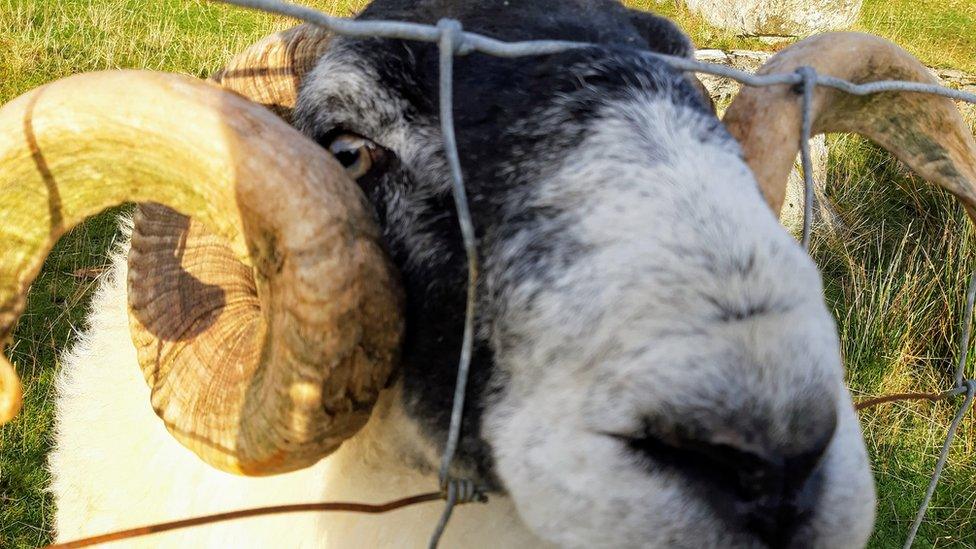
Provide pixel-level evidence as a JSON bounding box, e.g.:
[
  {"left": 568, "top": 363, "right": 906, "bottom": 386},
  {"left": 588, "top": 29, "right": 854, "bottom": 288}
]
[{"left": 1, "top": 0, "right": 975, "bottom": 547}]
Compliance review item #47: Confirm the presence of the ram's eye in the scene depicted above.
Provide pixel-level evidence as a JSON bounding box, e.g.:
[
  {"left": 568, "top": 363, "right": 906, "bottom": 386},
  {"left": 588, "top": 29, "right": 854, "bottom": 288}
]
[{"left": 324, "top": 133, "right": 385, "bottom": 180}]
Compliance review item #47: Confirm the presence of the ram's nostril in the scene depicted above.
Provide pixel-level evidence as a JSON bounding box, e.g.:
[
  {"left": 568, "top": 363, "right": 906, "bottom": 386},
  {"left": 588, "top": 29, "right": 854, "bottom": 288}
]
[
  {"left": 622, "top": 431, "right": 784, "bottom": 501},
  {"left": 785, "top": 429, "right": 833, "bottom": 492},
  {"left": 620, "top": 409, "right": 836, "bottom": 546}
]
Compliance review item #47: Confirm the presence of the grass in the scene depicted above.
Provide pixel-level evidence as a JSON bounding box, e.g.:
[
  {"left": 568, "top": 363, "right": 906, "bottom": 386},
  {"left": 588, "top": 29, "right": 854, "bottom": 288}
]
[
  {"left": 818, "top": 133, "right": 976, "bottom": 547},
  {"left": 0, "top": 0, "right": 974, "bottom": 547}
]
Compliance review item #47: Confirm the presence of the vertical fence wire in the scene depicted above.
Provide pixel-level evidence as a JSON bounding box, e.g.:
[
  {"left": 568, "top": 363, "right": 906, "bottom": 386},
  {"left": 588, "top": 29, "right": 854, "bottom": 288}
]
[
  {"left": 429, "top": 17, "right": 488, "bottom": 549},
  {"left": 797, "top": 66, "right": 817, "bottom": 251}
]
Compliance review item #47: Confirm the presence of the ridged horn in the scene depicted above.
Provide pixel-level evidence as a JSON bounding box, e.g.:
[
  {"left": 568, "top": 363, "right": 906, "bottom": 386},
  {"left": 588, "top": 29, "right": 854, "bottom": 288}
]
[
  {"left": 211, "top": 23, "right": 331, "bottom": 122},
  {"left": 723, "top": 32, "right": 976, "bottom": 219},
  {"left": 0, "top": 71, "right": 403, "bottom": 475}
]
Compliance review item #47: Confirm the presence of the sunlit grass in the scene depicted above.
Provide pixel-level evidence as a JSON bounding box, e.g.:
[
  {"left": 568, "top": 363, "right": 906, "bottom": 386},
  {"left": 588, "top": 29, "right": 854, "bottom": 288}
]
[
  {"left": 1, "top": 0, "right": 974, "bottom": 547},
  {"left": 813, "top": 131, "right": 976, "bottom": 547}
]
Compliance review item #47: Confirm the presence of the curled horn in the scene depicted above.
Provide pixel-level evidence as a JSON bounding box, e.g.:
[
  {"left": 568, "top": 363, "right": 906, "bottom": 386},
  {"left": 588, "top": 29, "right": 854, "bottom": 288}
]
[
  {"left": 211, "top": 23, "right": 331, "bottom": 122},
  {"left": 723, "top": 32, "right": 976, "bottom": 218},
  {"left": 0, "top": 69, "right": 403, "bottom": 475}
]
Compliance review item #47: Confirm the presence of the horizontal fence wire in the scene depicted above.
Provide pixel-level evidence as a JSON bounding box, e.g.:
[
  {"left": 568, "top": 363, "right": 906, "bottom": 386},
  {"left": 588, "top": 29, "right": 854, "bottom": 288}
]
[
  {"left": 50, "top": 0, "right": 976, "bottom": 546},
  {"left": 45, "top": 494, "right": 447, "bottom": 549}
]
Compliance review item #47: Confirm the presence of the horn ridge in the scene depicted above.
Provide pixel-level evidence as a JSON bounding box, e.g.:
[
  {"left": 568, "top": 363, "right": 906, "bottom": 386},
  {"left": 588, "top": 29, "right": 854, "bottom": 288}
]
[
  {"left": 0, "top": 70, "right": 403, "bottom": 475},
  {"left": 211, "top": 24, "right": 332, "bottom": 122}
]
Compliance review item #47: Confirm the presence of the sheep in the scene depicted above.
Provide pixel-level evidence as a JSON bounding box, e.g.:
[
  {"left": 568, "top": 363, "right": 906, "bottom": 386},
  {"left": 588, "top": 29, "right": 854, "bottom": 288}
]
[{"left": 1, "top": 0, "right": 975, "bottom": 547}]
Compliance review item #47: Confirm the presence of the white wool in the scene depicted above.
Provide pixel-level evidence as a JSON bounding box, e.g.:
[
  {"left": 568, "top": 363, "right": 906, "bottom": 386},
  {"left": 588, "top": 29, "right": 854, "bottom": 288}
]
[{"left": 48, "top": 234, "right": 546, "bottom": 548}]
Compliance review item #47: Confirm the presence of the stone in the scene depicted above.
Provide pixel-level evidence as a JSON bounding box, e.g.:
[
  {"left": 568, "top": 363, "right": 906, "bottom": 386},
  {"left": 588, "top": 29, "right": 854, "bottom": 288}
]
[
  {"left": 684, "top": 0, "right": 863, "bottom": 37},
  {"left": 779, "top": 134, "right": 842, "bottom": 239}
]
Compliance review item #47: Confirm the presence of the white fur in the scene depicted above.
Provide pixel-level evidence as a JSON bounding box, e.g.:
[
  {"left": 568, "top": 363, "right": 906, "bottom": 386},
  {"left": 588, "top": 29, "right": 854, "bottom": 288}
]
[{"left": 49, "top": 236, "right": 548, "bottom": 548}]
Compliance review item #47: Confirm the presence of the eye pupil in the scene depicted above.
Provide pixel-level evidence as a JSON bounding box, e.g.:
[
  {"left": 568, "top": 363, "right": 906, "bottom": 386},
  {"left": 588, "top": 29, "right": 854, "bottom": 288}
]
[
  {"left": 324, "top": 133, "right": 384, "bottom": 180},
  {"left": 334, "top": 148, "right": 361, "bottom": 169}
]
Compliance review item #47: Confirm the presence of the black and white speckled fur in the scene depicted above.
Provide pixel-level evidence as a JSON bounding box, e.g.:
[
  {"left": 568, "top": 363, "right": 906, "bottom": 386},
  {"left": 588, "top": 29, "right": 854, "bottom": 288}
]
[
  {"left": 290, "top": 0, "right": 876, "bottom": 546},
  {"left": 296, "top": 0, "right": 706, "bottom": 480},
  {"left": 49, "top": 1, "right": 876, "bottom": 547}
]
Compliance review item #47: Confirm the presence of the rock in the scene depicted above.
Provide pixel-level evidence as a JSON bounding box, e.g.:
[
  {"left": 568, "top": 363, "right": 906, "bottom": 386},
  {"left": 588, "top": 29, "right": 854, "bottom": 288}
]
[
  {"left": 684, "top": 0, "right": 863, "bottom": 37},
  {"left": 934, "top": 68, "right": 976, "bottom": 127},
  {"left": 778, "top": 135, "right": 844, "bottom": 239},
  {"left": 695, "top": 49, "right": 770, "bottom": 103}
]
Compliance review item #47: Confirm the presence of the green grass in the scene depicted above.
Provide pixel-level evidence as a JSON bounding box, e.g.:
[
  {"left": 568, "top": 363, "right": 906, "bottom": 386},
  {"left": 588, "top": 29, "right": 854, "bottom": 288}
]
[
  {"left": 817, "top": 133, "right": 976, "bottom": 547},
  {"left": 1, "top": 0, "right": 975, "bottom": 547},
  {"left": 0, "top": 209, "right": 126, "bottom": 548}
]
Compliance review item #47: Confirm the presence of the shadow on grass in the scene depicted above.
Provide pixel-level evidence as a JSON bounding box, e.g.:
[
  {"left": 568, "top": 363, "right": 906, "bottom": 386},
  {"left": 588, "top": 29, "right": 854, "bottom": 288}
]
[{"left": 0, "top": 206, "right": 130, "bottom": 548}]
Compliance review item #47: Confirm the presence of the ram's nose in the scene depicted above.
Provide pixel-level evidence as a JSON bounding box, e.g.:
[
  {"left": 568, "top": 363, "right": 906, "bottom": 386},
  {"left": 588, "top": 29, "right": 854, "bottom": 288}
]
[
  {"left": 623, "top": 405, "right": 837, "bottom": 548},
  {"left": 723, "top": 438, "right": 832, "bottom": 548}
]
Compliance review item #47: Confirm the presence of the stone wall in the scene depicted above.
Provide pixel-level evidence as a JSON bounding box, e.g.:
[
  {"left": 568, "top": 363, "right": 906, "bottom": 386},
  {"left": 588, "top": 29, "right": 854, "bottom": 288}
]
[{"left": 684, "top": 0, "right": 863, "bottom": 37}]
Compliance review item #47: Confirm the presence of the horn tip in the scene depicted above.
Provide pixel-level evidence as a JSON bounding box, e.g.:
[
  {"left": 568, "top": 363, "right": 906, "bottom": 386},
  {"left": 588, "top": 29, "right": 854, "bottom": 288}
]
[{"left": 0, "top": 357, "right": 23, "bottom": 424}]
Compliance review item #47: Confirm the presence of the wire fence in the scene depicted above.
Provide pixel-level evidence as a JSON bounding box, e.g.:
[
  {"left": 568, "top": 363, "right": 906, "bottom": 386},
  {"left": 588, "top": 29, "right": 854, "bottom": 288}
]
[{"left": 48, "top": 0, "right": 976, "bottom": 547}]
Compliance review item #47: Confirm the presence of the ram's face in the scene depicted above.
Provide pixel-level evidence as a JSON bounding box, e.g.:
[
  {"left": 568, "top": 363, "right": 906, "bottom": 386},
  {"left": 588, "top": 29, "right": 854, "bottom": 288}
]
[
  {"left": 8, "top": 0, "right": 976, "bottom": 546},
  {"left": 293, "top": 2, "right": 875, "bottom": 547}
]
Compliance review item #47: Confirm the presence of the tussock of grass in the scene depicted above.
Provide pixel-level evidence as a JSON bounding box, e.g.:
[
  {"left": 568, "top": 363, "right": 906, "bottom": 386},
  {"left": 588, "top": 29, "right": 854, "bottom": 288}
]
[
  {"left": 0, "top": 0, "right": 364, "bottom": 105},
  {"left": 814, "top": 134, "right": 976, "bottom": 547},
  {"left": 0, "top": 210, "right": 125, "bottom": 548},
  {"left": 1, "top": 1, "right": 974, "bottom": 547}
]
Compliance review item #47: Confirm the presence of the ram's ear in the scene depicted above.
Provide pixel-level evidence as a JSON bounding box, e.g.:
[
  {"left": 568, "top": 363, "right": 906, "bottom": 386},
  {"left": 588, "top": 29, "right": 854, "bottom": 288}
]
[
  {"left": 627, "top": 9, "right": 715, "bottom": 113},
  {"left": 626, "top": 9, "right": 695, "bottom": 58}
]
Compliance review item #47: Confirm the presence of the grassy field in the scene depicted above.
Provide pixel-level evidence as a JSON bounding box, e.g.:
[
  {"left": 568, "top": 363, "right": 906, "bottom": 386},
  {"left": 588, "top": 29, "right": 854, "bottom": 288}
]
[{"left": 1, "top": 0, "right": 974, "bottom": 547}]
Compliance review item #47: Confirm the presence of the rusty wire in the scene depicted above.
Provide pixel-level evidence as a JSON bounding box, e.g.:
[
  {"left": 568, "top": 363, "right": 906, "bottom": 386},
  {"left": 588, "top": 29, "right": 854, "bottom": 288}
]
[
  {"left": 46, "top": 0, "right": 976, "bottom": 546},
  {"left": 43, "top": 493, "right": 446, "bottom": 549}
]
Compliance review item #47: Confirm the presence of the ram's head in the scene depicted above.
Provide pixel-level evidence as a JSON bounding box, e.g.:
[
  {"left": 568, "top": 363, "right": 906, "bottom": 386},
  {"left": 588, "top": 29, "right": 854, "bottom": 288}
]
[{"left": 2, "top": 1, "right": 976, "bottom": 547}]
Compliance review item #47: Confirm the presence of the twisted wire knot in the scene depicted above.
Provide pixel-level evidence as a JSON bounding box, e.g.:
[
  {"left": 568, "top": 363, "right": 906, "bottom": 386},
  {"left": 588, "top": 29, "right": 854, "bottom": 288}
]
[
  {"left": 428, "top": 478, "right": 488, "bottom": 548},
  {"left": 963, "top": 378, "right": 976, "bottom": 395},
  {"left": 437, "top": 18, "right": 472, "bottom": 56},
  {"left": 444, "top": 478, "right": 487, "bottom": 505},
  {"left": 794, "top": 65, "right": 818, "bottom": 91}
]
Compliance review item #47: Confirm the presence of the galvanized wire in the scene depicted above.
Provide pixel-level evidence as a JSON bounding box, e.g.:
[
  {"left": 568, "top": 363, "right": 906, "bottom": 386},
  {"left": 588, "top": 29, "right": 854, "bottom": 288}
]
[
  {"left": 427, "top": 479, "right": 486, "bottom": 549},
  {"left": 206, "top": 1, "right": 976, "bottom": 546},
  {"left": 431, "top": 18, "right": 488, "bottom": 545},
  {"left": 954, "top": 272, "right": 976, "bottom": 386},
  {"left": 797, "top": 66, "right": 817, "bottom": 250},
  {"left": 904, "top": 380, "right": 976, "bottom": 548}
]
